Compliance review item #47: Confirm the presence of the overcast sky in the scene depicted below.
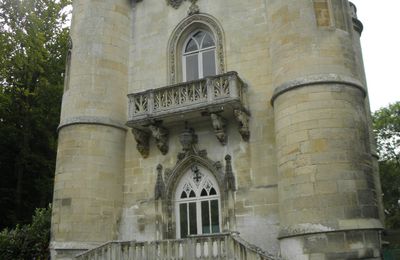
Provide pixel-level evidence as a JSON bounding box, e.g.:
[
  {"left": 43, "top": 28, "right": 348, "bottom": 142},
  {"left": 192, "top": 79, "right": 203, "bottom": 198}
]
[{"left": 350, "top": 0, "right": 400, "bottom": 111}]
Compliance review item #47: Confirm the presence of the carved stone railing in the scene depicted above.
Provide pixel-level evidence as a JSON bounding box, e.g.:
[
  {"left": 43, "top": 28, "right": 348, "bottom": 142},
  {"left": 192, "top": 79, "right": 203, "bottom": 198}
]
[
  {"left": 127, "top": 71, "right": 247, "bottom": 127},
  {"left": 75, "top": 233, "right": 277, "bottom": 260},
  {"left": 126, "top": 72, "right": 250, "bottom": 157}
]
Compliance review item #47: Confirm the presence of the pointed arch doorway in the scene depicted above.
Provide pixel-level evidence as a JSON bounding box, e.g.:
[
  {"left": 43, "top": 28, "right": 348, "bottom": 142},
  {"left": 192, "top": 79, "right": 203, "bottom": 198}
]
[{"left": 175, "top": 164, "right": 221, "bottom": 238}]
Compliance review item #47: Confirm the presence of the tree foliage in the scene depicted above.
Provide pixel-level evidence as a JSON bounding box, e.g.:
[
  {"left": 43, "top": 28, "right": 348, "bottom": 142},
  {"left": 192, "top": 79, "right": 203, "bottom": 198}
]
[
  {"left": 0, "top": 206, "right": 51, "bottom": 260},
  {"left": 373, "top": 102, "right": 400, "bottom": 229},
  {"left": 0, "top": 0, "right": 71, "bottom": 229}
]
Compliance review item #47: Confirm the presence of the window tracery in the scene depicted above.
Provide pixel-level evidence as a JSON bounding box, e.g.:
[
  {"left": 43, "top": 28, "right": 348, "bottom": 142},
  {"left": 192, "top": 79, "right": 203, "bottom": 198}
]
[{"left": 175, "top": 164, "right": 220, "bottom": 238}]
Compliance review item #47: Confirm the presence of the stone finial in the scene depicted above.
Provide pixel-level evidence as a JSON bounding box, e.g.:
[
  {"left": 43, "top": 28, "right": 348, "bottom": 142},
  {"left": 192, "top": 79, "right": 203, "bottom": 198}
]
[
  {"left": 131, "top": 128, "right": 150, "bottom": 158},
  {"left": 225, "top": 154, "right": 236, "bottom": 191},
  {"left": 188, "top": 0, "right": 199, "bottom": 15},
  {"left": 155, "top": 164, "right": 165, "bottom": 200},
  {"left": 210, "top": 113, "right": 227, "bottom": 145},
  {"left": 149, "top": 124, "right": 169, "bottom": 155},
  {"left": 234, "top": 109, "right": 250, "bottom": 142},
  {"left": 179, "top": 126, "right": 197, "bottom": 152}
]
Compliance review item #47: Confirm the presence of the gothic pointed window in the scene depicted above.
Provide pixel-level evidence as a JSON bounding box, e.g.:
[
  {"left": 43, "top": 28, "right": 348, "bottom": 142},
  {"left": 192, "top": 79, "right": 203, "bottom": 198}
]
[
  {"left": 182, "top": 30, "right": 216, "bottom": 82},
  {"left": 175, "top": 165, "right": 221, "bottom": 238}
]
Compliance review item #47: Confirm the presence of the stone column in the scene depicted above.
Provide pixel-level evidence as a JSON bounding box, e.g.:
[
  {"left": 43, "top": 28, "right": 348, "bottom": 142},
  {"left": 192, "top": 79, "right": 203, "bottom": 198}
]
[
  {"left": 269, "top": 0, "right": 383, "bottom": 258},
  {"left": 50, "top": 0, "right": 131, "bottom": 258}
]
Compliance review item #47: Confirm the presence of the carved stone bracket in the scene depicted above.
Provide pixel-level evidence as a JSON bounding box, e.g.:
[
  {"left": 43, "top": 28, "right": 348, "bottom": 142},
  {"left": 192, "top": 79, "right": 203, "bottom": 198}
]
[
  {"left": 131, "top": 128, "right": 150, "bottom": 158},
  {"left": 149, "top": 124, "right": 169, "bottom": 155},
  {"left": 234, "top": 109, "right": 250, "bottom": 142},
  {"left": 210, "top": 113, "right": 227, "bottom": 145},
  {"left": 155, "top": 164, "right": 165, "bottom": 200}
]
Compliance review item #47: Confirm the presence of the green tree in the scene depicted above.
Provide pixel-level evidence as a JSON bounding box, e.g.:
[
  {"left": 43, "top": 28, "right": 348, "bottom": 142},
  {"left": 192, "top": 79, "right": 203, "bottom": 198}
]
[
  {"left": 373, "top": 102, "right": 400, "bottom": 229},
  {"left": 0, "top": 0, "right": 71, "bottom": 229},
  {"left": 0, "top": 206, "right": 52, "bottom": 260}
]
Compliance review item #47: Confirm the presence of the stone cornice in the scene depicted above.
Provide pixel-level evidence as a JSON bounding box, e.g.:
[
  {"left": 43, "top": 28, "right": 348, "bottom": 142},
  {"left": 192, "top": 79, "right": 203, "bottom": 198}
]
[
  {"left": 58, "top": 116, "right": 127, "bottom": 132},
  {"left": 271, "top": 74, "right": 366, "bottom": 106}
]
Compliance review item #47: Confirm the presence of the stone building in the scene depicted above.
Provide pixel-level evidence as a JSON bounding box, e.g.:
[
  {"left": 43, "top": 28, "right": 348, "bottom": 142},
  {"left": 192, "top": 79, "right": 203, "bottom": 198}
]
[{"left": 50, "top": 0, "right": 385, "bottom": 259}]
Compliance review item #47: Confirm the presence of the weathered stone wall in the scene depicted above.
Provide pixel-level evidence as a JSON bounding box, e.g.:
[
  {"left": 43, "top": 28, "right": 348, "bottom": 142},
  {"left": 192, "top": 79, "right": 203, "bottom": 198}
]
[{"left": 121, "top": 0, "right": 280, "bottom": 254}]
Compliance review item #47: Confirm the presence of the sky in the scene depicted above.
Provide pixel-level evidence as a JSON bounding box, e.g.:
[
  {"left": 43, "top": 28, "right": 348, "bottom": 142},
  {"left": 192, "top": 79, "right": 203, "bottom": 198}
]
[{"left": 350, "top": 0, "right": 400, "bottom": 111}]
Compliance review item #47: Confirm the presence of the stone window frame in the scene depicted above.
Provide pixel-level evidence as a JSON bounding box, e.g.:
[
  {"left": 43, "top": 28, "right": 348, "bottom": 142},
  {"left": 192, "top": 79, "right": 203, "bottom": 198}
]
[
  {"left": 167, "top": 13, "right": 226, "bottom": 84},
  {"left": 162, "top": 155, "right": 229, "bottom": 239},
  {"left": 174, "top": 165, "right": 221, "bottom": 238}
]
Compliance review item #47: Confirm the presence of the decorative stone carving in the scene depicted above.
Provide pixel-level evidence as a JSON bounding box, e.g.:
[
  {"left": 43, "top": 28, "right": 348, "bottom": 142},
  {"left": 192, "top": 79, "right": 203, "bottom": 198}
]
[
  {"left": 149, "top": 124, "right": 169, "bottom": 155},
  {"left": 166, "top": 0, "right": 184, "bottom": 9},
  {"left": 155, "top": 164, "right": 165, "bottom": 200},
  {"left": 234, "top": 109, "right": 250, "bottom": 142},
  {"left": 188, "top": 0, "right": 199, "bottom": 15},
  {"left": 177, "top": 126, "right": 200, "bottom": 160},
  {"left": 210, "top": 113, "right": 227, "bottom": 145},
  {"left": 131, "top": 128, "right": 150, "bottom": 158},
  {"left": 225, "top": 155, "right": 236, "bottom": 191},
  {"left": 191, "top": 165, "right": 203, "bottom": 186}
]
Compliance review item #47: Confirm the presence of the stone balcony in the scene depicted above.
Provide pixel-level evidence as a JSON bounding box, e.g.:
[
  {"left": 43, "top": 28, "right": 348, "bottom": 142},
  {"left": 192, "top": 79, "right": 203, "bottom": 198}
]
[{"left": 126, "top": 72, "right": 250, "bottom": 157}]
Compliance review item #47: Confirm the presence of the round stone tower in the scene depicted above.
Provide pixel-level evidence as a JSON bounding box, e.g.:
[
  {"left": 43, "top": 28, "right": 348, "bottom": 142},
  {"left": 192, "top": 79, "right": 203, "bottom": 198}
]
[
  {"left": 50, "top": 0, "right": 130, "bottom": 258},
  {"left": 269, "top": 0, "right": 383, "bottom": 258}
]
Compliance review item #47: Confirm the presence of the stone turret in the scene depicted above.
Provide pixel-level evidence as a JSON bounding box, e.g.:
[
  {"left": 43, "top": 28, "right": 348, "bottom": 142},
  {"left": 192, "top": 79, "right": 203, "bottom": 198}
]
[
  {"left": 50, "top": 0, "right": 130, "bottom": 258},
  {"left": 269, "top": 0, "right": 383, "bottom": 258}
]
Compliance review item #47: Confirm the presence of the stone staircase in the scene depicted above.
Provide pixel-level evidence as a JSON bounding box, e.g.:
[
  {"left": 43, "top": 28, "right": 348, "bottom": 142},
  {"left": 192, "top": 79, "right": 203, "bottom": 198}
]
[{"left": 75, "top": 233, "right": 278, "bottom": 260}]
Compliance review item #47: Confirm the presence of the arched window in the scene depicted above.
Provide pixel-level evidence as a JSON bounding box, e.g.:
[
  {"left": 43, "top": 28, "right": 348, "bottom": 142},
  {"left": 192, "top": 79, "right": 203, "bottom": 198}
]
[
  {"left": 182, "top": 30, "right": 216, "bottom": 82},
  {"left": 175, "top": 165, "right": 220, "bottom": 238},
  {"left": 168, "top": 14, "right": 225, "bottom": 84}
]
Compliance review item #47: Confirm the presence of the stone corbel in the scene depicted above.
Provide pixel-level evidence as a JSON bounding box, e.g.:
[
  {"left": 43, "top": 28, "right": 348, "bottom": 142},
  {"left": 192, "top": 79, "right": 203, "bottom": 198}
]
[
  {"left": 131, "top": 128, "right": 150, "bottom": 158},
  {"left": 149, "top": 124, "right": 169, "bottom": 155},
  {"left": 210, "top": 113, "right": 227, "bottom": 145},
  {"left": 234, "top": 109, "right": 250, "bottom": 142}
]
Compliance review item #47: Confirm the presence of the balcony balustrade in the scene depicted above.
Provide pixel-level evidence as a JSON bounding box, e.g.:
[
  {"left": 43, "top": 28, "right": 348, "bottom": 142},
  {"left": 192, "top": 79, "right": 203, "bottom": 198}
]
[
  {"left": 127, "top": 71, "right": 247, "bottom": 127},
  {"left": 75, "top": 233, "right": 276, "bottom": 260},
  {"left": 126, "top": 72, "right": 250, "bottom": 157}
]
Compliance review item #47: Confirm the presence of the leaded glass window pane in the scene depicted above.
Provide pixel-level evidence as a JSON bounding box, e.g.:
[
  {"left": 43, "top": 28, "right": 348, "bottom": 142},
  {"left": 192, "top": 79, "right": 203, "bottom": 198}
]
[
  {"left": 185, "top": 38, "right": 198, "bottom": 52},
  {"left": 201, "top": 201, "right": 210, "bottom": 234},
  {"left": 183, "top": 30, "right": 216, "bottom": 81},
  {"left": 185, "top": 54, "right": 199, "bottom": 81},
  {"left": 189, "top": 202, "right": 197, "bottom": 235},
  {"left": 180, "top": 203, "right": 188, "bottom": 238},
  {"left": 202, "top": 33, "right": 215, "bottom": 48},
  {"left": 211, "top": 200, "right": 220, "bottom": 233},
  {"left": 193, "top": 31, "right": 205, "bottom": 45},
  {"left": 202, "top": 50, "right": 216, "bottom": 77}
]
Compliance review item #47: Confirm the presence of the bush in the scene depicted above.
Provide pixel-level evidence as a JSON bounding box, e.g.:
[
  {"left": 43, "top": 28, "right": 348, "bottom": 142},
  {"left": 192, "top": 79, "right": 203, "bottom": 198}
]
[{"left": 0, "top": 206, "right": 51, "bottom": 260}]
